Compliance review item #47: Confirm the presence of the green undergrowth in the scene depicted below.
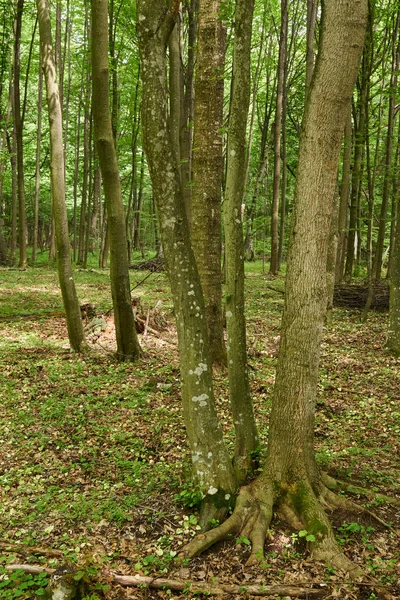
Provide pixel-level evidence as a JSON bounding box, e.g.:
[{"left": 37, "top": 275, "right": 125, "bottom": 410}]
[{"left": 0, "top": 262, "right": 399, "bottom": 594}]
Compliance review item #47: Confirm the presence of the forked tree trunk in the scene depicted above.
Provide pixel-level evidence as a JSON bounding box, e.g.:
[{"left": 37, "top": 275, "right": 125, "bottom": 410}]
[
  {"left": 91, "top": 0, "right": 141, "bottom": 362},
  {"left": 137, "top": 0, "right": 236, "bottom": 526},
  {"left": 191, "top": 0, "right": 227, "bottom": 367},
  {"left": 182, "top": 0, "right": 367, "bottom": 574},
  {"left": 36, "top": 0, "right": 85, "bottom": 353},
  {"left": 223, "top": 0, "right": 258, "bottom": 480}
]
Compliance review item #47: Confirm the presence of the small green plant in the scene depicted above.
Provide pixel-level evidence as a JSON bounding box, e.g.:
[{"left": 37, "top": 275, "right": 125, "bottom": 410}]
[
  {"left": 0, "top": 568, "right": 49, "bottom": 599},
  {"left": 236, "top": 536, "right": 251, "bottom": 546},
  {"left": 174, "top": 484, "right": 203, "bottom": 508}
]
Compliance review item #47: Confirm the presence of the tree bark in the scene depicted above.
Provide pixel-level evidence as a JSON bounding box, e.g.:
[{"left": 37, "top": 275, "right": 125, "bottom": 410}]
[
  {"left": 269, "top": 0, "right": 288, "bottom": 275},
  {"left": 191, "top": 0, "right": 227, "bottom": 367},
  {"left": 372, "top": 7, "right": 399, "bottom": 281},
  {"left": 223, "top": 0, "right": 258, "bottom": 480},
  {"left": 182, "top": 0, "right": 367, "bottom": 574},
  {"left": 36, "top": 0, "right": 85, "bottom": 353},
  {"left": 91, "top": 0, "right": 141, "bottom": 362},
  {"left": 137, "top": 0, "right": 236, "bottom": 526},
  {"left": 13, "top": 0, "right": 27, "bottom": 268}
]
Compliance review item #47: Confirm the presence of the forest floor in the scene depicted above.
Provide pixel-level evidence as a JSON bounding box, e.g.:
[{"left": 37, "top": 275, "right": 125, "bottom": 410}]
[{"left": 0, "top": 260, "right": 399, "bottom": 600}]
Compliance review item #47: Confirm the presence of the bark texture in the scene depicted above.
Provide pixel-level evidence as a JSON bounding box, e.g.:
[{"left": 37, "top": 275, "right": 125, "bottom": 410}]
[
  {"left": 91, "top": 0, "right": 141, "bottom": 361},
  {"left": 191, "top": 0, "right": 226, "bottom": 367},
  {"left": 182, "top": 0, "right": 368, "bottom": 574},
  {"left": 137, "top": 0, "right": 236, "bottom": 524},
  {"left": 224, "top": 0, "right": 258, "bottom": 480},
  {"left": 37, "top": 0, "right": 85, "bottom": 353}
]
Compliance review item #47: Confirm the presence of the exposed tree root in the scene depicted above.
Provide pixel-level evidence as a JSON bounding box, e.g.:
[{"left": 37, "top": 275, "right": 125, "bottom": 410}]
[
  {"left": 321, "top": 472, "right": 400, "bottom": 507},
  {"left": 179, "top": 476, "right": 398, "bottom": 598}
]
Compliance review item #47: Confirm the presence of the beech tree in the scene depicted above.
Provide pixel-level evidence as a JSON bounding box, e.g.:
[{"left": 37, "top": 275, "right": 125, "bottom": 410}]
[
  {"left": 91, "top": 0, "right": 141, "bottom": 362},
  {"left": 180, "top": 0, "right": 369, "bottom": 574},
  {"left": 191, "top": 0, "right": 226, "bottom": 368},
  {"left": 137, "top": 0, "right": 236, "bottom": 528},
  {"left": 36, "top": 0, "right": 85, "bottom": 353}
]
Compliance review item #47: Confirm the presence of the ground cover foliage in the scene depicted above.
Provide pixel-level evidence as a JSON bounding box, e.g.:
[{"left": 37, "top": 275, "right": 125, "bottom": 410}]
[{"left": 0, "top": 263, "right": 399, "bottom": 599}]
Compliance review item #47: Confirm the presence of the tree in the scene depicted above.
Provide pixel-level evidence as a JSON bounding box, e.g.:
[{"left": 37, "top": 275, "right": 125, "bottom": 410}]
[
  {"left": 13, "top": 0, "right": 27, "bottom": 268},
  {"left": 91, "top": 0, "right": 141, "bottom": 362},
  {"left": 181, "top": 0, "right": 368, "bottom": 573},
  {"left": 36, "top": 0, "right": 86, "bottom": 353},
  {"left": 137, "top": 0, "right": 236, "bottom": 527},
  {"left": 223, "top": 0, "right": 258, "bottom": 479},
  {"left": 269, "top": 0, "right": 287, "bottom": 275},
  {"left": 191, "top": 0, "right": 226, "bottom": 367}
]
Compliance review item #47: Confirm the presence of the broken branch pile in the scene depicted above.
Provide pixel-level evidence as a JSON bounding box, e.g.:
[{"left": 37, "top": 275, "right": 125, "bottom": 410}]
[{"left": 333, "top": 282, "right": 389, "bottom": 312}]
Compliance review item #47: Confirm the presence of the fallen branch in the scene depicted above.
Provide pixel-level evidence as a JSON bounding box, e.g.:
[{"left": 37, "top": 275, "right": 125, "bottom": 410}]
[
  {"left": 0, "top": 542, "right": 63, "bottom": 558},
  {"left": 110, "top": 572, "right": 327, "bottom": 598},
  {"left": 6, "top": 565, "right": 395, "bottom": 599}
]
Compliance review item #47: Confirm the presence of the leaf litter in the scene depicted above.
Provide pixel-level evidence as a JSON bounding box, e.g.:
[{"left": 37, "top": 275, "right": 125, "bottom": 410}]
[{"left": 0, "top": 266, "right": 399, "bottom": 599}]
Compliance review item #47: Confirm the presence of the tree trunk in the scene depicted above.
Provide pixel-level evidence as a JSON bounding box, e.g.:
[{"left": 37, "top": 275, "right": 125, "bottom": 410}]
[
  {"left": 91, "top": 0, "right": 141, "bottom": 362},
  {"left": 191, "top": 0, "right": 227, "bottom": 368},
  {"left": 13, "top": 0, "right": 27, "bottom": 268},
  {"left": 32, "top": 53, "right": 43, "bottom": 263},
  {"left": 137, "top": 0, "right": 236, "bottom": 526},
  {"left": 224, "top": 0, "right": 258, "bottom": 480},
  {"left": 182, "top": 0, "right": 367, "bottom": 574},
  {"left": 344, "top": 6, "right": 372, "bottom": 281},
  {"left": 372, "top": 7, "right": 399, "bottom": 281},
  {"left": 335, "top": 106, "right": 352, "bottom": 283},
  {"left": 270, "top": 0, "right": 288, "bottom": 275},
  {"left": 36, "top": 0, "right": 86, "bottom": 353},
  {"left": 305, "top": 0, "right": 318, "bottom": 91}
]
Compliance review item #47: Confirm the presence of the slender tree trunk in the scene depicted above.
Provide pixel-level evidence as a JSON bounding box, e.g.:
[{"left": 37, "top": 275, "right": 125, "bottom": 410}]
[
  {"left": 270, "top": 0, "right": 288, "bottom": 275},
  {"left": 387, "top": 121, "right": 400, "bottom": 355},
  {"left": 36, "top": 0, "right": 85, "bottom": 353},
  {"left": 191, "top": 0, "right": 227, "bottom": 367},
  {"left": 335, "top": 106, "right": 352, "bottom": 283},
  {"left": 32, "top": 52, "right": 43, "bottom": 263},
  {"left": 78, "top": 6, "right": 91, "bottom": 265},
  {"left": 13, "top": 0, "right": 27, "bottom": 268},
  {"left": 91, "top": 0, "right": 141, "bottom": 361},
  {"left": 224, "top": 0, "right": 258, "bottom": 479},
  {"left": 137, "top": 0, "right": 236, "bottom": 526},
  {"left": 306, "top": 0, "right": 318, "bottom": 91},
  {"left": 344, "top": 7, "right": 372, "bottom": 281},
  {"left": 372, "top": 7, "right": 399, "bottom": 281}
]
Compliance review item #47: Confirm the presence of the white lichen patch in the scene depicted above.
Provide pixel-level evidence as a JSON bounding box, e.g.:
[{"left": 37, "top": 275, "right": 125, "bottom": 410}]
[
  {"left": 192, "top": 393, "right": 209, "bottom": 407},
  {"left": 208, "top": 486, "right": 218, "bottom": 495},
  {"left": 194, "top": 363, "right": 207, "bottom": 376},
  {"left": 226, "top": 311, "right": 233, "bottom": 318}
]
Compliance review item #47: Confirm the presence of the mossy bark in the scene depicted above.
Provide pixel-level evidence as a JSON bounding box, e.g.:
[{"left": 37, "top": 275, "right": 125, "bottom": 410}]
[
  {"left": 91, "top": 0, "right": 141, "bottom": 362},
  {"left": 182, "top": 0, "right": 368, "bottom": 573},
  {"left": 223, "top": 0, "right": 258, "bottom": 481},
  {"left": 37, "top": 0, "right": 85, "bottom": 353},
  {"left": 137, "top": 0, "right": 236, "bottom": 522},
  {"left": 191, "top": 0, "right": 227, "bottom": 368}
]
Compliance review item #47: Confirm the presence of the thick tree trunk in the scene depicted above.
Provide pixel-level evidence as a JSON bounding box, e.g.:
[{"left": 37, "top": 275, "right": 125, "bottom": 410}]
[
  {"left": 36, "top": 0, "right": 85, "bottom": 353},
  {"left": 137, "top": 0, "right": 236, "bottom": 525},
  {"left": 223, "top": 0, "right": 258, "bottom": 480},
  {"left": 91, "top": 0, "right": 141, "bottom": 362},
  {"left": 191, "top": 0, "right": 227, "bottom": 368},
  {"left": 183, "top": 0, "right": 367, "bottom": 574}
]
